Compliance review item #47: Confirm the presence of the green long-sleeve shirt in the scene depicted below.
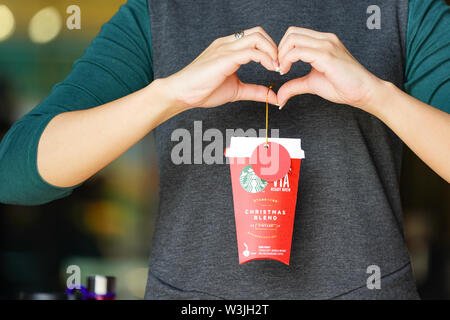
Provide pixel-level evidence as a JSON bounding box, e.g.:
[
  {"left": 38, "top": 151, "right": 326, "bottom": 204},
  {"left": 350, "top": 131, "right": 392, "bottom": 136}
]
[{"left": 0, "top": 0, "right": 449, "bottom": 205}]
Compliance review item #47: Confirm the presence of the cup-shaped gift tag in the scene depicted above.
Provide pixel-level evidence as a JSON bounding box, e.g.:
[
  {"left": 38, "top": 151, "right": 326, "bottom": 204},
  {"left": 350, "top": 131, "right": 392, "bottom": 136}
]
[{"left": 225, "top": 137, "right": 305, "bottom": 265}]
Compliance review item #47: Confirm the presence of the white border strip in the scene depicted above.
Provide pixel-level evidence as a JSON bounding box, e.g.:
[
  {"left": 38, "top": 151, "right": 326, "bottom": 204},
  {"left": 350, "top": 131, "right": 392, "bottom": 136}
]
[{"left": 225, "top": 137, "right": 305, "bottom": 159}]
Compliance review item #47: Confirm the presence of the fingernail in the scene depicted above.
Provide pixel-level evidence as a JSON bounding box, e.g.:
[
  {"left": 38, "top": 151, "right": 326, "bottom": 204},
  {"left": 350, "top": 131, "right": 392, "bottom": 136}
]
[
  {"left": 277, "top": 104, "right": 284, "bottom": 110},
  {"left": 273, "top": 60, "right": 280, "bottom": 71},
  {"left": 279, "top": 70, "right": 284, "bottom": 75}
]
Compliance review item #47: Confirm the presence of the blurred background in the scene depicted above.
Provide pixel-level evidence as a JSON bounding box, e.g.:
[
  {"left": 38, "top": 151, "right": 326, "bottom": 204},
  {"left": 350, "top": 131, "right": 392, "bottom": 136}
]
[{"left": 0, "top": 0, "right": 449, "bottom": 299}]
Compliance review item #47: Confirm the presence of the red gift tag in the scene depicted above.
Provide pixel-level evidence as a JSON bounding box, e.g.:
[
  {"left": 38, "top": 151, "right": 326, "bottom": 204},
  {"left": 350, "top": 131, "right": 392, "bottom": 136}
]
[
  {"left": 250, "top": 142, "right": 291, "bottom": 182},
  {"left": 226, "top": 137, "right": 305, "bottom": 265}
]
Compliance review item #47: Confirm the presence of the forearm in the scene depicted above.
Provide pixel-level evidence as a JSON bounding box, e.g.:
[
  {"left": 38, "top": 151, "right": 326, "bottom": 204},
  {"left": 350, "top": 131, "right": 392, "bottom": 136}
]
[
  {"left": 37, "top": 78, "right": 184, "bottom": 188},
  {"left": 367, "top": 80, "right": 450, "bottom": 183}
]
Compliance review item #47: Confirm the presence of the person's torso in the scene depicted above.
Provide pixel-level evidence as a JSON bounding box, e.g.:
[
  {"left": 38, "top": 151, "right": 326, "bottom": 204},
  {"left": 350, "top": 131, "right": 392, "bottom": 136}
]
[{"left": 145, "top": 0, "right": 419, "bottom": 299}]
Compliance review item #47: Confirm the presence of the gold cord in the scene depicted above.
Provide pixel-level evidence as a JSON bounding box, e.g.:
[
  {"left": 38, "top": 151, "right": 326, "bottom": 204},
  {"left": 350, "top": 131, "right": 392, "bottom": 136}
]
[{"left": 265, "top": 83, "right": 274, "bottom": 147}]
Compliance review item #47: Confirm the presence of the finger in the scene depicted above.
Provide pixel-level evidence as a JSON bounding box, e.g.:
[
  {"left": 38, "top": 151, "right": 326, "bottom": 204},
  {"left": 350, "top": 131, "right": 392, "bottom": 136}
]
[
  {"left": 234, "top": 81, "right": 278, "bottom": 105},
  {"left": 224, "top": 32, "right": 278, "bottom": 70},
  {"left": 276, "top": 75, "right": 312, "bottom": 108},
  {"left": 278, "top": 46, "right": 331, "bottom": 75},
  {"left": 225, "top": 48, "right": 278, "bottom": 75},
  {"left": 278, "top": 26, "right": 330, "bottom": 49},
  {"left": 278, "top": 33, "right": 333, "bottom": 69},
  {"left": 225, "top": 26, "right": 278, "bottom": 52},
  {"left": 246, "top": 26, "right": 279, "bottom": 52}
]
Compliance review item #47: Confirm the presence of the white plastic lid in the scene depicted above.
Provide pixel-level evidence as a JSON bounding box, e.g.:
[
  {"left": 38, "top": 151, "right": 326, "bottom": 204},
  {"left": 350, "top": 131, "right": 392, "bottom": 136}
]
[{"left": 225, "top": 136, "right": 305, "bottom": 159}]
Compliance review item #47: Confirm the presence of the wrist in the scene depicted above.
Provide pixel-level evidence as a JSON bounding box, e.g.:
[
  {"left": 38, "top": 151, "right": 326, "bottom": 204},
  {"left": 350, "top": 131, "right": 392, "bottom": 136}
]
[
  {"left": 362, "top": 78, "right": 398, "bottom": 119},
  {"left": 146, "top": 78, "right": 189, "bottom": 115}
]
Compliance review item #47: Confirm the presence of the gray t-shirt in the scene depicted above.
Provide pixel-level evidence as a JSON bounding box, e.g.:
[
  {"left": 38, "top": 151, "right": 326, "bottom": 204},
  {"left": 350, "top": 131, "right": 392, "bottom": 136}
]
[{"left": 146, "top": 0, "right": 418, "bottom": 299}]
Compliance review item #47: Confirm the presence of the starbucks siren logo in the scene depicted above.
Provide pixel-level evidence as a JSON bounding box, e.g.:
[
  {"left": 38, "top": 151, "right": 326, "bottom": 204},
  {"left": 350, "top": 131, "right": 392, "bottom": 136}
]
[{"left": 240, "top": 165, "right": 267, "bottom": 193}]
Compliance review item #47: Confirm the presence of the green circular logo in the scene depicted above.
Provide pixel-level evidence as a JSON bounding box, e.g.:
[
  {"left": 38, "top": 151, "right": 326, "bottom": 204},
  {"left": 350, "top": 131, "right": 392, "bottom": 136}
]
[{"left": 240, "top": 165, "right": 268, "bottom": 193}]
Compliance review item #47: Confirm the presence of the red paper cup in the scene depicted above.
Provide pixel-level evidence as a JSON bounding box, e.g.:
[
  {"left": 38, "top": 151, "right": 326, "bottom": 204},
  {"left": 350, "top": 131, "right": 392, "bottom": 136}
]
[{"left": 225, "top": 137, "right": 305, "bottom": 265}]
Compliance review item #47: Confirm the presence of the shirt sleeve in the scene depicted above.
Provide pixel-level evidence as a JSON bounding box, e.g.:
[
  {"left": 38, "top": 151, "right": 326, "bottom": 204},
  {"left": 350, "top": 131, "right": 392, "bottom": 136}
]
[
  {"left": 404, "top": 0, "right": 450, "bottom": 113},
  {"left": 0, "top": 0, "right": 153, "bottom": 205}
]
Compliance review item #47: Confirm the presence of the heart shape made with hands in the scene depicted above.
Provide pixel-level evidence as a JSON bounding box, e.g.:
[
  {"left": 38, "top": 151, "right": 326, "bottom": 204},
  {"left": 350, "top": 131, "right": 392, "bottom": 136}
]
[{"left": 247, "top": 26, "right": 375, "bottom": 111}]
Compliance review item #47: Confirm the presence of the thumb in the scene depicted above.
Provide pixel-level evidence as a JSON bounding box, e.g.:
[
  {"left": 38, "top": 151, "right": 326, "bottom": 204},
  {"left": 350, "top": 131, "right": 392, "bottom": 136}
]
[
  {"left": 276, "top": 75, "right": 312, "bottom": 109},
  {"left": 234, "top": 81, "right": 278, "bottom": 105}
]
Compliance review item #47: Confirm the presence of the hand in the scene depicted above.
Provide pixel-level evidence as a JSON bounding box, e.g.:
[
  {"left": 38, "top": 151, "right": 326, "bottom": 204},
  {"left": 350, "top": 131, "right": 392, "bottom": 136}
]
[
  {"left": 276, "top": 26, "right": 385, "bottom": 112},
  {"left": 161, "top": 26, "right": 279, "bottom": 110}
]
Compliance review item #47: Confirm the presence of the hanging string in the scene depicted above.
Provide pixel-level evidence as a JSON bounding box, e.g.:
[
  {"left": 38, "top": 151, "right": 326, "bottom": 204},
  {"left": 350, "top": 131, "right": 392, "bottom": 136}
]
[{"left": 265, "top": 83, "right": 274, "bottom": 148}]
